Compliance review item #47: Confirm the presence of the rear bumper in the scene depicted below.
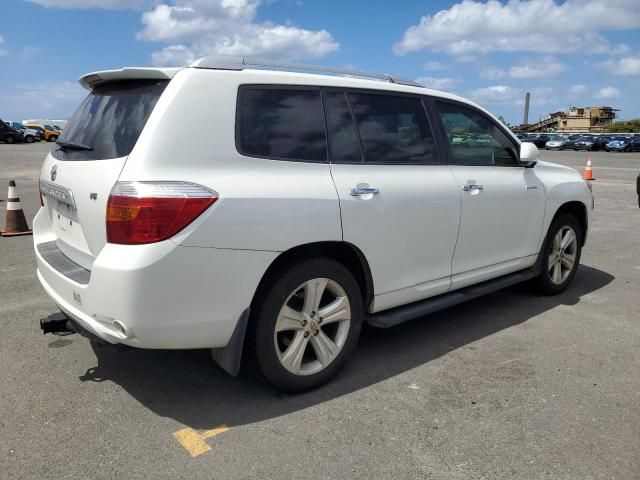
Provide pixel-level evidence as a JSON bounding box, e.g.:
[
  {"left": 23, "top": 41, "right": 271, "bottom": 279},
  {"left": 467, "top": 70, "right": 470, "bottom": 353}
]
[{"left": 34, "top": 211, "right": 277, "bottom": 349}]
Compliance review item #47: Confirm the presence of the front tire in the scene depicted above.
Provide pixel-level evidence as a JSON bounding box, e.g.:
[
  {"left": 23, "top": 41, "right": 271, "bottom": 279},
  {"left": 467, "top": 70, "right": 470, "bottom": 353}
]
[
  {"left": 252, "top": 258, "right": 363, "bottom": 393},
  {"left": 25, "top": 135, "right": 34, "bottom": 143},
  {"left": 5, "top": 135, "right": 15, "bottom": 144},
  {"left": 534, "top": 214, "right": 582, "bottom": 295},
  {"left": 49, "top": 135, "right": 58, "bottom": 143}
]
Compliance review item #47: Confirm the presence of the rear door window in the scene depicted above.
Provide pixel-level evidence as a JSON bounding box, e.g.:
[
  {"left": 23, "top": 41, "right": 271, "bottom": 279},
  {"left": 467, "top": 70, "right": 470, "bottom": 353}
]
[
  {"left": 346, "top": 93, "right": 438, "bottom": 164},
  {"left": 53, "top": 79, "right": 168, "bottom": 161},
  {"left": 238, "top": 87, "right": 327, "bottom": 162}
]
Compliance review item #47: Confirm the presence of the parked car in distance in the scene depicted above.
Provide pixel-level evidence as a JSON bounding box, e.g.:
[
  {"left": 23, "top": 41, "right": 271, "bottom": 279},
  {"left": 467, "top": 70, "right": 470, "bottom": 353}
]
[
  {"left": 605, "top": 136, "right": 632, "bottom": 152},
  {"left": 0, "top": 119, "right": 25, "bottom": 144},
  {"left": 530, "top": 134, "right": 551, "bottom": 148},
  {"left": 629, "top": 137, "right": 640, "bottom": 152},
  {"left": 25, "top": 124, "right": 59, "bottom": 142},
  {"left": 593, "top": 136, "right": 611, "bottom": 151},
  {"left": 35, "top": 57, "right": 594, "bottom": 392},
  {"left": 44, "top": 124, "right": 61, "bottom": 133},
  {"left": 573, "top": 136, "right": 597, "bottom": 151},
  {"left": 545, "top": 135, "right": 566, "bottom": 150},
  {"left": 18, "top": 127, "right": 42, "bottom": 143}
]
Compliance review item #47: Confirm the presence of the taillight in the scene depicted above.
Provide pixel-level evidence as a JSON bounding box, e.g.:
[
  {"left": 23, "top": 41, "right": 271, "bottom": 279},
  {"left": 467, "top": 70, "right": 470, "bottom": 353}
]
[{"left": 106, "top": 182, "right": 217, "bottom": 245}]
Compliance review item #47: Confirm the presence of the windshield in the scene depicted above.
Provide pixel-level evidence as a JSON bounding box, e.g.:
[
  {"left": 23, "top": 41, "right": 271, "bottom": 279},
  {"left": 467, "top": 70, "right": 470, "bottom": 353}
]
[
  {"left": 44, "top": 125, "right": 54, "bottom": 130},
  {"left": 53, "top": 79, "right": 168, "bottom": 161},
  {"left": 612, "top": 137, "right": 627, "bottom": 141},
  {"left": 550, "top": 135, "right": 564, "bottom": 140}
]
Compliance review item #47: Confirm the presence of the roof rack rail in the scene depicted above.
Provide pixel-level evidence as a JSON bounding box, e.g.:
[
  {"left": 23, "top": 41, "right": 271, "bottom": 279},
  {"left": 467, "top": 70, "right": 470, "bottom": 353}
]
[{"left": 190, "top": 56, "right": 424, "bottom": 88}]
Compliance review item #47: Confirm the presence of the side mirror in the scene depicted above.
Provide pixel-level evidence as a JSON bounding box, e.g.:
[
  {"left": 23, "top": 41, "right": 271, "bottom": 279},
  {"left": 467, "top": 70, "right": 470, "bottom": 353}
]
[{"left": 520, "top": 142, "right": 539, "bottom": 168}]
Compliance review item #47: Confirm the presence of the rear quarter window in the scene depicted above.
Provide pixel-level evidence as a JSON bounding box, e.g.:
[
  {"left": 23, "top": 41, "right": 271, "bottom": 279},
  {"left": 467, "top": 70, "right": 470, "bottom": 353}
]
[
  {"left": 237, "top": 87, "right": 327, "bottom": 162},
  {"left": 53, "top": 79, "right": 168, "bottom": 161}
]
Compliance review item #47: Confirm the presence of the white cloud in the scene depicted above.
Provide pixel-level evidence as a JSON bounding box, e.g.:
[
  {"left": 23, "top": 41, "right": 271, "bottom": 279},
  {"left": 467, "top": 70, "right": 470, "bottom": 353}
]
[
  {"left": 480, "top": 67, "right": 506, "bottom": 80},
  {"left": 454, "top": 55, "right": 476, "bottom": 64},
  {"left": 611, "top": 44, "right": 630, "bottom": 55},
  {"left": 469, "top": 85, "right": 521, "bottom": 103},
  {"left": 394, "top": 0, "right": 640, "bottom": 56},
  {"left": 415, "top": 76, "right": 461, "bottom": 91},
  {"left": 0, "top": 81, "right": 85, "bottom": 119},
  {"left": 423, "top": 61, "right": 444, "bottom": 71},
  {"left": 508, "top": 59, "right": 566, "bottom": 79},
  {"left": 599, "top": 56, "right": 640, "bottom": 76},
  {"left": 0, "top": 35, "right": 7, "bottom": 56},
  {"left": 594, "top": 86, "right": 621, "bottom": 99},
  {"left": 151, "top": 45, "right": 195, "bottom": 66},
  {"left": 25, "top": 0, "right": 146, "bottom": 8},
  {"left": 138, "top": 1, "right": 339, "bottom": 66},
  {"left": 568, "top": 84, "right": 588, "bottom": 95},
  {"left": 479, "top": 58, "right": 566, "bottom": 80}
]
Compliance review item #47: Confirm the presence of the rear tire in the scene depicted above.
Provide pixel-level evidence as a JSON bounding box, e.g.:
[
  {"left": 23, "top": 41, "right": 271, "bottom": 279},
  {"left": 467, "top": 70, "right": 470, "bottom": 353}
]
[
  {"left": 534, "top": 214, "right": 582, "bottom": 295},
  {"left": 25, "top": 135, "right": 34, "bottom": 143},
  {"left": 5, "top": 135, "right": 15, "bottom": 144},
  {"left": 49, "top": 135, "right": 58, "bottom": 143},
  {"left": 251, "top": 258, "right": 363, "bottom": 393}
]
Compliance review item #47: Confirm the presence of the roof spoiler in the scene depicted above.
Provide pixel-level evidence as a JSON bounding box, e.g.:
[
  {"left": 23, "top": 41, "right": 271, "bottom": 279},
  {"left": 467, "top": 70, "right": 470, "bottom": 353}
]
[{"left": 78, "top": 67, "right": 180, "bottom": 91}]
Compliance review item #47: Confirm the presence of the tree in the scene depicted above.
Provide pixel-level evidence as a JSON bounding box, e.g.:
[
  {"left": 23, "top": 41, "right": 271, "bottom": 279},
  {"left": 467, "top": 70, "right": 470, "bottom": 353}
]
[
  {"left": 605, "top": 119, "right": 640, "bottom": 133},
  {"left": 498, "top": 115, "right": 510, "bottom": 127}
]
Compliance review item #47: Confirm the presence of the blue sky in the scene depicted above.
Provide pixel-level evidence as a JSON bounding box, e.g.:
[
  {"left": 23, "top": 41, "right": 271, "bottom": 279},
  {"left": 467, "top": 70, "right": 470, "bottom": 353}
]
[{"left": 1, "top": 0, "right": 639, "bottom": 124}]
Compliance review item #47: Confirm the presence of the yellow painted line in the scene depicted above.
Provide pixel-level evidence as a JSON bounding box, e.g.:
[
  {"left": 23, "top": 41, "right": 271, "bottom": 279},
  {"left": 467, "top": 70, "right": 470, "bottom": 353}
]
[{"left": 173, "top": 424, "right": 230, "bottom": 458}]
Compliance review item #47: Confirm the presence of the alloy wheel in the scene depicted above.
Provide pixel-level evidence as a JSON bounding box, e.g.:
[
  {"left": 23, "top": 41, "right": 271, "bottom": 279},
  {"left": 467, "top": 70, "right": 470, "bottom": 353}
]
[
  {"left": 548, "top": 226, "right": 578, "bottom": 285},
  {"left": 274, "top": 278, "right": 351, "bottom": 376}
]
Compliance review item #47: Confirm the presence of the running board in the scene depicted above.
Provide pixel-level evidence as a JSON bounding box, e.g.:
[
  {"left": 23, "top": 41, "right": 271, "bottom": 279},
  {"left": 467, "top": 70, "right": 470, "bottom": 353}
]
[{"left": 367, "top": 269, "right": 537, "bottom": 328}]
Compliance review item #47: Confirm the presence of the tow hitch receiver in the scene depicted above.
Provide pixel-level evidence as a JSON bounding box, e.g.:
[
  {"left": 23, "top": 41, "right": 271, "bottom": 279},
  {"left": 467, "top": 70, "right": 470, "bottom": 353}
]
[{"left": 40, "top": 312, "right": 76, "bottom": 336}]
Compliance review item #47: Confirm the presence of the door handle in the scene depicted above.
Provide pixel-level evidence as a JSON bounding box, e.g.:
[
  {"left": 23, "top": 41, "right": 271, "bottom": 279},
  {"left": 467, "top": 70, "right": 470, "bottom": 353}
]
[
  {"left": 462, "top": 184, "right": 484, "bottom": 192},
  {"left": 350, "top": 187, "right": 380, "bottom": 196}
]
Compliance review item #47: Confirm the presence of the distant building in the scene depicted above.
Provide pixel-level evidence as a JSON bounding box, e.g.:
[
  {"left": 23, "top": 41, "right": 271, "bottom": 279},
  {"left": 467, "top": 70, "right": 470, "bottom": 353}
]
[
  {"left": 513, "top": 106, "right": 618, "bottom": 133},
  {"left": 557, "top": 106, "right": 618, "bottom": 132}
]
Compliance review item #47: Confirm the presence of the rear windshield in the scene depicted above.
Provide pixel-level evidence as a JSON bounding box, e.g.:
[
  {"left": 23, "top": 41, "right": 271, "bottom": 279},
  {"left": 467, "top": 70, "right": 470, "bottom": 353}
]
[{"left": 53, "top": 79, "right": 168, "bottom": 161}]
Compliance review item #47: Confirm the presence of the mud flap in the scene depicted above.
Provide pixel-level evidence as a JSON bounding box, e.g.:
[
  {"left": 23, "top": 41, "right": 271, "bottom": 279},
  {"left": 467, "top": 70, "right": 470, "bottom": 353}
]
[{"left": 210, "top": 308, "right": 250, "bottom": 376}]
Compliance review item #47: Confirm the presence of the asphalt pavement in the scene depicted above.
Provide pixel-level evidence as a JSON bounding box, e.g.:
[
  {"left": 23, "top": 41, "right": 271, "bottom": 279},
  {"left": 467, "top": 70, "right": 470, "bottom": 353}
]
[{"left": 1, "top": 142, "right": 639, "bottom": 479}]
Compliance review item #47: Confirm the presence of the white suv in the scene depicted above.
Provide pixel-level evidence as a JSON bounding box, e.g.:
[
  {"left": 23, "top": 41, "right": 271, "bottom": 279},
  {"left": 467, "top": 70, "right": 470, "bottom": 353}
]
[{"left": 34, "top": 57, "right": 593, "bottom": 392}]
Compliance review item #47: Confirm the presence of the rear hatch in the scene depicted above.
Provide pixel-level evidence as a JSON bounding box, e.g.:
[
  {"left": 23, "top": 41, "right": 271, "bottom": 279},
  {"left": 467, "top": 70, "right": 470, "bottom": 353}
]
[{"left": 40, "top": 77, "right": 170, "bottom": 269}]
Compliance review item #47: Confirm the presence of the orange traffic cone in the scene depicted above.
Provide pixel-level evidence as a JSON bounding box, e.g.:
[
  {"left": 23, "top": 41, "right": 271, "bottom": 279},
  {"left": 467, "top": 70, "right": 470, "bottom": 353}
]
[
  {"left": 1, "top": 181, "right": 33, "bottom": 237},
  {"left": 583, "top": 156, "right": 595, "bottom": 181}
]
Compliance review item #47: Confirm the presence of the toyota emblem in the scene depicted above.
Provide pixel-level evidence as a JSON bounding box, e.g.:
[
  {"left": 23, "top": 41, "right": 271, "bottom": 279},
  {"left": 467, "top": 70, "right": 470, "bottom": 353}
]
[{"left": 50, "top": 165, "right": 57, "bottom": 182}]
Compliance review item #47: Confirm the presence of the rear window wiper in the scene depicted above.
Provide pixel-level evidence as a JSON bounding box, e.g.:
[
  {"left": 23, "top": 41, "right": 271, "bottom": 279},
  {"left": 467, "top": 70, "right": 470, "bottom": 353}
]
[{"left": 56, "top": 140, "right": 93, "bottom": 151}]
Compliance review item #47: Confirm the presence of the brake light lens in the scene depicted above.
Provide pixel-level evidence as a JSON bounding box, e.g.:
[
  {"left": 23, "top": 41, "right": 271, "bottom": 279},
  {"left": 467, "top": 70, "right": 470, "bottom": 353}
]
[{"left": 106, "top": 182, "right": 217, "bottom": 245}]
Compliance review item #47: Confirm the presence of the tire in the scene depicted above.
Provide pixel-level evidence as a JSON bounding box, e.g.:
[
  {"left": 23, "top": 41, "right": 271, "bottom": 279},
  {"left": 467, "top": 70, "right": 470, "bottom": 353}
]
[
  {"left": 49, "top": 135, "right": 58, "bottom": 143},
  {"left": 25, "top": 135, "right": 34, "bottom": 144},
  {"left": 5, "top": 135, "right": 15, "bottom": 144},
  {"left": 251, "top": 258, "right": 363, "bottom": 393},
  {"left": 534, "top": 214, "right": 583, "bottom": 295},
  {"left": 624, "top": 146, "right": 630, "bottom": 153}
]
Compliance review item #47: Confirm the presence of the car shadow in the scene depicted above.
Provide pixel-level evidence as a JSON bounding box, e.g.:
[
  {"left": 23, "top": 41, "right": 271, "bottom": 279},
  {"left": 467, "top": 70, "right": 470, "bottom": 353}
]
[{"left": 76, "top": 265, "right": 613, "bottom": 429}]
